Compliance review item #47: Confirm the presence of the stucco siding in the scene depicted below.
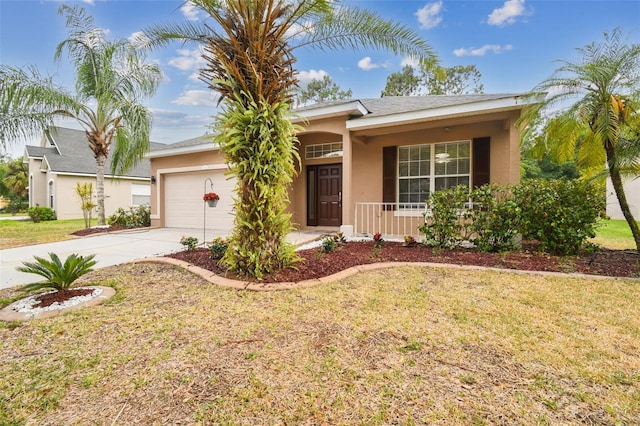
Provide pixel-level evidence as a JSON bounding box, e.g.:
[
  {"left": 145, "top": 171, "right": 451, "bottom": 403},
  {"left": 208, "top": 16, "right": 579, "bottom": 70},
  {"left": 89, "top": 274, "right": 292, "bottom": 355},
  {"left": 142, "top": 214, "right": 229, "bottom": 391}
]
[
  {"left": 51, "top": 175, "right": 150, "bottom": 220},
  {"left": 606, "top": 175, "right": 640, "bottom": 220}
]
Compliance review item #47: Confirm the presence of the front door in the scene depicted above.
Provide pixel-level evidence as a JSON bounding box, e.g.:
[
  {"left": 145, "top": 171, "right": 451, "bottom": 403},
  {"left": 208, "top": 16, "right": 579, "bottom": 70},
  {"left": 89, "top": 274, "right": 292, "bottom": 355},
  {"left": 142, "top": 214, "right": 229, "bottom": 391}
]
[{"left": 307, "top": 164, "right": 342, "bottom": 227}]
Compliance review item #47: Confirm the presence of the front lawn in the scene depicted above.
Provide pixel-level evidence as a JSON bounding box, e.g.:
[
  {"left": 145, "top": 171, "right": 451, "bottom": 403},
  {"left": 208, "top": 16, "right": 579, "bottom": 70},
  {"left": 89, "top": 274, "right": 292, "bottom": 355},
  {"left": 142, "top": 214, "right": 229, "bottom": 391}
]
[
  {"left": 0, "top": 218, "right": 95, "bottom": 249},
  {"left": 591, "top": 219, "right": 640, "bottom": 250},
  {"left": 0, "top": 264, "right": 638, "bottom": 424}
]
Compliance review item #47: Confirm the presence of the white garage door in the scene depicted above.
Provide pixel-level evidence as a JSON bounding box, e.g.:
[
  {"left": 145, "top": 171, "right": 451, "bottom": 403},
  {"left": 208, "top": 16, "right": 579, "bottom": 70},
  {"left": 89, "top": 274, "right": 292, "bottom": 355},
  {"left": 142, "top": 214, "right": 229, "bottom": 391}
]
[{"left": 164, "top": 170, "right": 235, "bottom": 230}]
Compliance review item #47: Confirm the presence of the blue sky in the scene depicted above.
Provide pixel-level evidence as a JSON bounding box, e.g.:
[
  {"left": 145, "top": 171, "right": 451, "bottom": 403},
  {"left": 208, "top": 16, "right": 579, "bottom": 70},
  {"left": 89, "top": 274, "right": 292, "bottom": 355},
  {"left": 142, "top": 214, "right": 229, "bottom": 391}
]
[{"left": 1, "top": 0, "right": 639, "bottom": 156}]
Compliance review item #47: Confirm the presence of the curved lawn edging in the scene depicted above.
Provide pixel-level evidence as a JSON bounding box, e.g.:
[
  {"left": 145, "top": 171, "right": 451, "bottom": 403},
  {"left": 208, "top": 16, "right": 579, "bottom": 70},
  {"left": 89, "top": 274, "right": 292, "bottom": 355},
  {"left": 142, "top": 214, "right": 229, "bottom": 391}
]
[{"left": 133, "top": 257, "right": 640, "bottom": 291}]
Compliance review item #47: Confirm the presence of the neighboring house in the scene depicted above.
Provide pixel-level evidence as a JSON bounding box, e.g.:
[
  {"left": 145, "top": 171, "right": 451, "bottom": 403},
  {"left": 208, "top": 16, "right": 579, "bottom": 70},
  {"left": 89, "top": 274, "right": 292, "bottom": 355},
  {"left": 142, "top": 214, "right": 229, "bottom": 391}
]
[
  {"left": 147, "top": 94, "right": 541, "bottom": 237},
  {"left": 24, "top": 126, "right": 160, "bottom": 220},
  {"left": 606, "top": 172, "right": 640, "bottom": 220}
]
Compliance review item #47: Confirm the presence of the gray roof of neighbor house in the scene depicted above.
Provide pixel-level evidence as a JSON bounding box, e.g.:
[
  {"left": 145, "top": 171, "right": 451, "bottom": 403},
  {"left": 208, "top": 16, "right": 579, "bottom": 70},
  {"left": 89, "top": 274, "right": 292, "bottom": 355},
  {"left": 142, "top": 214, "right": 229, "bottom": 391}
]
[{"left": 24, "top": 126, "right": 163, "bottom": 178}]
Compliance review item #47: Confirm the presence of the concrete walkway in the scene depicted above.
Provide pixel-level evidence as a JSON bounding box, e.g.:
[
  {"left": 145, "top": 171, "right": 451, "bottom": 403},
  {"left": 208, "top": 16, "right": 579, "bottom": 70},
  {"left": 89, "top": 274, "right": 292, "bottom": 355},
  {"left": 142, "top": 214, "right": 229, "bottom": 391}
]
[{"left": 0, "top": 227, "right": 324, "bottom": 290}]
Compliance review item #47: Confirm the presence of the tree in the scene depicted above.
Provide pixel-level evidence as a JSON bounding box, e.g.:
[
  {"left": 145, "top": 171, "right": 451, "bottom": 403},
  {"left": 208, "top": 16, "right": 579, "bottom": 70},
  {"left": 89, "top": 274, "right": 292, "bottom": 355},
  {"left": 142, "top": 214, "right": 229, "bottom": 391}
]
[
  {"left": 297, "top": 75, "right": 352, "bottom": 105},
  {"left": 0, "top": 5, "right": 161, "bottom": 226},
  {"left": 1, "top": 157, "right": 27, "bottom": 199},
  {"left": 381, "top": 63, "right": 484, "bottom": 96},
  {"left": 518, "top": 28, "right": 640, "bottom": 252},
  {"left": 75, "top": 182, "right": 96, "bottom": 229},
  {"left": 380, "top": 65, "right": 421, "bottom": 96},
  {"left": 145, "top": 0, "right": 435, "bottom": 279}
]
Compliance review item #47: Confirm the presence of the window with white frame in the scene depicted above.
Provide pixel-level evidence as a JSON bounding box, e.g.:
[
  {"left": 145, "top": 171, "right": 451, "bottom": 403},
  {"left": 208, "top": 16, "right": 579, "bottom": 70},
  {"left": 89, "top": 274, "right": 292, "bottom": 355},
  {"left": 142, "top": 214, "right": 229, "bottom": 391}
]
[
  {"left": 131, "top": 184, "right": 151, "bottom": 206},
  {"left": 398, "top": 140, "right": 470, "bottom": 206},
  {"left": 305, "top": 142, "right": 343, "bottom": 159}
]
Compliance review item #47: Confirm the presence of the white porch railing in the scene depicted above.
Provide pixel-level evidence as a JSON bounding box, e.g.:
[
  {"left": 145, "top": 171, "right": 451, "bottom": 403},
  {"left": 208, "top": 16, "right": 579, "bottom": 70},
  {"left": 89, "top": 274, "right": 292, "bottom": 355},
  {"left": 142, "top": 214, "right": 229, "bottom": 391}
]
[{"left": 354, "top": 203, "right": 430, "bottom": 239}]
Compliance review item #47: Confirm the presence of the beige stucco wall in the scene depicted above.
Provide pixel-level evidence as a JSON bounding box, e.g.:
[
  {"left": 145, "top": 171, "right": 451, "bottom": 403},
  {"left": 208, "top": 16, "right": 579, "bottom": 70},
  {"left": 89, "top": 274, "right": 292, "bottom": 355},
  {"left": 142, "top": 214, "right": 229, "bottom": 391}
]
[
  {"left": 606, "top": 175, "right": 640, "bottom": 220},
  {"left": 292, "top": 110, "right": 522, "bottom": 229},
  {"left": 28, "top": 158, "right": 48, "bottom": 208},
  {"left": 50, "top": 175, "right": 150, "bottom": 220},
  {"left": 149, "top": 149, "right": 227, "bottom": 228}
]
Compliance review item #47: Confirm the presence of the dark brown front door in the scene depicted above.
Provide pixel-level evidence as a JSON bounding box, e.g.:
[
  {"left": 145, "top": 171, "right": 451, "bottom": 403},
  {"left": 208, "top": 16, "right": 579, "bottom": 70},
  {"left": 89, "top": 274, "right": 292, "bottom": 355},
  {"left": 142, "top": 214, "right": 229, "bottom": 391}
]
[{"left": 307, "top": 164, "right": 342, "bottom": 227}]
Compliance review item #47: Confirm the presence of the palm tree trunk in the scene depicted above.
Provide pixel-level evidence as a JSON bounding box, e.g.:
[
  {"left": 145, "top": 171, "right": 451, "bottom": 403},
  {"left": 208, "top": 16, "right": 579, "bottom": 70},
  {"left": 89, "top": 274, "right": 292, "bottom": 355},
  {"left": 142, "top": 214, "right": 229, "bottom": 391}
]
[
  {"left": 606, "top": 147, "right": 640, "bottom": 252},
  {"left": 96, "top": 153, "right": 106, "bottom": 226}
]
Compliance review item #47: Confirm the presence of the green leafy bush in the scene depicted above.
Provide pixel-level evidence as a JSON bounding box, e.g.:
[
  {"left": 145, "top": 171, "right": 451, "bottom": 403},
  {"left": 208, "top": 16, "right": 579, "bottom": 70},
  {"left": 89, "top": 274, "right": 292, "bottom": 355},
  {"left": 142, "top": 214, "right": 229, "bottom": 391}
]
[
  {"left": 180, "top": 236, "right": 199, "bottom": 252},
  {"left": 513, "top": 179, "right": 601, "bottom": 255},
  {"left": 208, "top": 237, "right": 228, "bottom": 259},
  {"left": 27, "top": 206, "right": 57, "bottom": 223},
  {"left": 469, "top": 184, "right": 522, "bottom": 253},
  {"left": 107, "top": 205, "right": 150, "bottom": 228},
  {"left": 320, "top": 236, "right": 337, "bottom": 254},
  {"left": 418, "top": 185, "right": 470, "bottom": 248},
  {"left": 17, "top": 252, "right": 97, "bottom": 293}
]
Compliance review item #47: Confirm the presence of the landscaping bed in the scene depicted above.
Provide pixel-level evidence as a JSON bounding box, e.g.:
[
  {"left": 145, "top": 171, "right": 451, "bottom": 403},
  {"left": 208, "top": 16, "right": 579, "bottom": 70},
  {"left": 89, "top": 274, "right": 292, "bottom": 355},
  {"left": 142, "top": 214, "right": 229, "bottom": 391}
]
[{"left": 167, "top": 240, "right": 640, "bottom": 282}]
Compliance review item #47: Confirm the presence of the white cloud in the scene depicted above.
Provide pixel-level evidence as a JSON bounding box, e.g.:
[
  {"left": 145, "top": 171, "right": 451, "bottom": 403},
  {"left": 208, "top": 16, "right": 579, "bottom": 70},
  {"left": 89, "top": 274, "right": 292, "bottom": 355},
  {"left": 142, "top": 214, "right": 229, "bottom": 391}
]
[
  {"left": 357, "top": 57, "right": 390, "bottom": 71},
  {"left": 285, "top": 20, "right": 315, "bottom": 39},
  {"left": 297, "top": 69, "right": 328, "bottom": 83},
  {"left": 487, "top": 0, "right": 529, "bottom": 26},
  {"left": 172, "top": 90, "right": 220, "bottom": 107},
  {"left": 401, "top": 56, "right": 420, "bottom": 67},
  {"left": 415, "top": 1, "right": 443, "bottom": 30},
  {"left": 181, "top": 1, "right": 200, "bottom": 21},
  {"left": 168, "top": 48, "right": 205, "bottom": 72},
  {"left": 453, "top": 44, "right": 513, "bottom": 57}
]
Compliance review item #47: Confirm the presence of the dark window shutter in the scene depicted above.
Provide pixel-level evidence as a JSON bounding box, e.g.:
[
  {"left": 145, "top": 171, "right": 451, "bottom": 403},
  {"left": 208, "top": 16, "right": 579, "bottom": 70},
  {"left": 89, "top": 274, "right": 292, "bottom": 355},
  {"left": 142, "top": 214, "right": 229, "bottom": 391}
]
[
  {"left": 472, "top": 137, "right": 490, "bottom": 188},
  {"left": 382, "top": 146, "right": 397, "bottom": 210}
]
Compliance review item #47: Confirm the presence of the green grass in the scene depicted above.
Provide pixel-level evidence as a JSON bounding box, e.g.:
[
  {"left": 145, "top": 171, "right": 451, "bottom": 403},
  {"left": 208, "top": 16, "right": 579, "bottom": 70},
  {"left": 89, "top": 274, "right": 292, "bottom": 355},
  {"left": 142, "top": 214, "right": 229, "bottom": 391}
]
[
  {"left": 0, "top": 218, "right": 96, "bottom": 249},
  {"left": 592, "top": 219, "right": 639, "bottom": 250},
  {"left": 0, "top": 264, "right": 638, "bottom": 424}
]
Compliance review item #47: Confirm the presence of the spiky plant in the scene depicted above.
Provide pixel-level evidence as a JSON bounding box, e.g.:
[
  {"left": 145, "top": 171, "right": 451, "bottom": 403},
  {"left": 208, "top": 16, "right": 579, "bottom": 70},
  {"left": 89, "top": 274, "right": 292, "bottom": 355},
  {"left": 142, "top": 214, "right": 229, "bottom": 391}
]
[
  {"left": 17, "top": 253, "right": 97, "bottom": 294},
  {"left": 144, "top": 0, "right": 435, "bottom": 279}
]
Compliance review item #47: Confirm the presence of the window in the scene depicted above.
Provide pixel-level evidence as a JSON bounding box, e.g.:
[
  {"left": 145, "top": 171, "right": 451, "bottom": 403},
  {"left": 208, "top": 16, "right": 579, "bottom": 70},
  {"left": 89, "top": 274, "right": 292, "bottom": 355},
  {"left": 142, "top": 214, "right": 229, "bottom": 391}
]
[
  {"left": 131, "top": 184, "right": 151, "bottom": 206},
  {"left": 398, "top": 140, "right": 470, "bottom": 206},
  {"left": 48, "top": 180, "right": 54, "bottom": 209},
  {"left": 305, "top": 142, "right": 343, "bottom": 159}
]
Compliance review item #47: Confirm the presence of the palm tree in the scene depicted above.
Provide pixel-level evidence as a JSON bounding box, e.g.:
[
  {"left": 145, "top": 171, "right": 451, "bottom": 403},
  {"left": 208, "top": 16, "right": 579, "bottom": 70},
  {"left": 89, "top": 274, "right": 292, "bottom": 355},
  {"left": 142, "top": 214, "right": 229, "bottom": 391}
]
[
  {"left": 0, "top": 5, "right": 161, "bottom": 225},
  {"left": 519, "top": 28, "right": 640, "bottom": 253},
  {"left": 144, "top": 0, "right": 435, "bottom": 279},
  {"left": 2, "top": 158, "right": 28, "bottom": 199}
]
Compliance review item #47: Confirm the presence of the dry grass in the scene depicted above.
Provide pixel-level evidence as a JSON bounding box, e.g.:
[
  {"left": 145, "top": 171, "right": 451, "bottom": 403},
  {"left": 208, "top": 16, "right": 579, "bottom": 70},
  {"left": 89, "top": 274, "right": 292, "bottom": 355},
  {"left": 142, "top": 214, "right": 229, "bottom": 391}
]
[{"left": 1, "top": 263, "right": 639, "bottom": 425}]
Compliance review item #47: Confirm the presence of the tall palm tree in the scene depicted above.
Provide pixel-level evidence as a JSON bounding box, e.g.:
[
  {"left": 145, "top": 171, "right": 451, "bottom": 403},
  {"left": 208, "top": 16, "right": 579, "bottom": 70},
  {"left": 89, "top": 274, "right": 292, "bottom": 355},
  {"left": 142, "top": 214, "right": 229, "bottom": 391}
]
[
  {"left": 0, "top": 5, "right": 161, "bottom": 225},
  {"left": 519, "top": 28, "right": 640, "bottom": 252},
  {"left": 144, "top": 0, "right": 435, "bottom": 279}
]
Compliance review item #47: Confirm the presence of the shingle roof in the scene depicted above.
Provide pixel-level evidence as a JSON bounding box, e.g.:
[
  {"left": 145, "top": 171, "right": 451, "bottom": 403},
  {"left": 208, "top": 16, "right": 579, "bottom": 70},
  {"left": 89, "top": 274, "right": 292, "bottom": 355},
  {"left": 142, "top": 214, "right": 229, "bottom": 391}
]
[
  {"left": 26, "top": 126, "right": 160, "bottom": 178},
  {"left": 295, "top": 93, "right": 528, "bottom": 118},
  {"left": 149, "top": 134, "right": 215, "bottom": 152}
]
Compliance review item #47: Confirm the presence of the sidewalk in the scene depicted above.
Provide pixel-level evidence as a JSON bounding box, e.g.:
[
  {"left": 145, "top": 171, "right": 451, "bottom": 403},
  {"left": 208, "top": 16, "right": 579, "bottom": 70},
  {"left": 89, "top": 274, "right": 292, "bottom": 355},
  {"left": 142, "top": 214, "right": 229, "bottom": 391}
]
[{"left": 1, "top": 228, "right": 323, "bottom": 290}]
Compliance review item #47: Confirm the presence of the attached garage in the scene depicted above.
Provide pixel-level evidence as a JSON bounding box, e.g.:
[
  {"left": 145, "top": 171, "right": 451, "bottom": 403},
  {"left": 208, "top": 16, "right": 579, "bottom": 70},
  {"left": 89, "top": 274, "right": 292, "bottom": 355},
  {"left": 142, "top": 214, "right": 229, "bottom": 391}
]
[{"left": 164, "top": 169, "right": 235, "bottom": 230}]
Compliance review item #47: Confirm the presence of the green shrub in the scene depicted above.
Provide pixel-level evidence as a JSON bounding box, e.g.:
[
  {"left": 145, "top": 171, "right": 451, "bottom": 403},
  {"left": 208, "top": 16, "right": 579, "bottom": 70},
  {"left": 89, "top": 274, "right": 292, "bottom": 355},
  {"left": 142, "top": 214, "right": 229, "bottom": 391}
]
[
  {"left": 17, "top": 252, "right": 97, "bottom": 293},
  {"left": 208, "top": 237, "right": 228, "bottom": 259},
  {"left": 180, "top": 236, "right": 199, "bottom": 252},
  {"left": 418, "top": 185, "right": 471, "bottom": 248},
  {"left": 513, "top": 179, "right": 601, "bottom": 255},
  {"left": 469, "top": 184, "right": 522, "bottom": 253},
  {"left": 107, "top": 205, "right": 150, "bottom": 228},
  {"left": 320, "top": 236, "right": 337, "bottom": 254},
  {"left": 27, "top": 206, "right": 57, "bottom": 223}
]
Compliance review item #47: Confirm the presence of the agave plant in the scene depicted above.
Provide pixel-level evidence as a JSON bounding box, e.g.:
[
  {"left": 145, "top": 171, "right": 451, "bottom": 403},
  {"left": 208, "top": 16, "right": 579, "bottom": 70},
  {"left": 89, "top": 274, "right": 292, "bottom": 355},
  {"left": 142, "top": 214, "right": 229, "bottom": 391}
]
[{"left": 17, "top": 253, "right": 97, "bottom": 293}]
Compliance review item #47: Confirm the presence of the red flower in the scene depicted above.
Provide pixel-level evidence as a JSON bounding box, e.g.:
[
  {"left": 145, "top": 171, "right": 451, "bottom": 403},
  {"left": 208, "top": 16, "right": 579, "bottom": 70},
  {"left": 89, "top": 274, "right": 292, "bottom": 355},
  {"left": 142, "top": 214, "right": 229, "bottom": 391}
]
[{"left": 203, "top": 192, "right": 220, "bottom": 201}]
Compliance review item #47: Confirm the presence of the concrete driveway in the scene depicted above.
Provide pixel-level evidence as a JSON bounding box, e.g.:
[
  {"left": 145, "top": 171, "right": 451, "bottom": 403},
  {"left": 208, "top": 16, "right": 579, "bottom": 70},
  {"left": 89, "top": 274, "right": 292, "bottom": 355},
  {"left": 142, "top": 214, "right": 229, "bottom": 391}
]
[{"left": 0, "top": 227, "right": 323, "bottom": 290}]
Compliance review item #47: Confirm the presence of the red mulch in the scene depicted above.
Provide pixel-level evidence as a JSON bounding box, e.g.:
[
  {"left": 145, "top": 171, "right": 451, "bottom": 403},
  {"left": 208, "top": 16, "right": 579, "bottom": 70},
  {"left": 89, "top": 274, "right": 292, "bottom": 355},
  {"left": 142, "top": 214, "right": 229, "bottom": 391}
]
[
  {"left": 71, "top": 225, "right": 146, "bottom": 236},
  {"left": 33, "top": 288, "right": 95, "bottom": 308},
  {"left": 167, "top": 241, "right": 640, "bottom": 283}
]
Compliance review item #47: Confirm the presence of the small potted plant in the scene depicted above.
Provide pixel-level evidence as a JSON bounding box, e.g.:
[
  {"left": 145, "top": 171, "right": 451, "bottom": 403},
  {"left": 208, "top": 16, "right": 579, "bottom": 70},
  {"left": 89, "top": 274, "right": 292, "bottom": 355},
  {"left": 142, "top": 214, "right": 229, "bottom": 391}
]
[{"left": 203, "top": 192, "right": 220, "bottom": 207}]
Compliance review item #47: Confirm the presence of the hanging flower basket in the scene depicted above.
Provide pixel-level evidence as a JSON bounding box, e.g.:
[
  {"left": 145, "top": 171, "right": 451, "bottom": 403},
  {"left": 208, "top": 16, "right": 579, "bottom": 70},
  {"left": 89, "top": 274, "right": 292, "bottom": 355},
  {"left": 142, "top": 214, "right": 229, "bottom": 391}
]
[{"left": 203, "top": 192, "right": 220, "bottom": 207}]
